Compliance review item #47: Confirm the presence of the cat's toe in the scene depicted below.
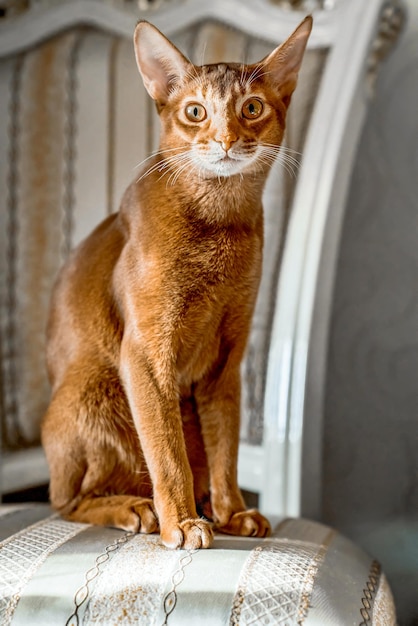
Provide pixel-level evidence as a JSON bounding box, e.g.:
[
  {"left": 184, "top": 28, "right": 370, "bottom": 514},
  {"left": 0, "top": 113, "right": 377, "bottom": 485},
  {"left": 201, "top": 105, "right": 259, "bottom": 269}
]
[
  {"left": 115, "top": 498, "right": 158, "bottom": 533},
  {"left": 161, "top": 518, "right": 213, "bottom": 549},
  {"left": 215, "top": 509, "right": 271, "bottom": 538},
  {"left": 132, "top": 499, "right": 159, "bottom": 534}
]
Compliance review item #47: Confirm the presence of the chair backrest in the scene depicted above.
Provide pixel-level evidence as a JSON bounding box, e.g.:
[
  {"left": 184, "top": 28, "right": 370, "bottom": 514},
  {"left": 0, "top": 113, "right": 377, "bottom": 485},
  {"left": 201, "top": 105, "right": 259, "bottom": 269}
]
[{"left": 0, "top": 0, "right": 396, "bottom": 515}]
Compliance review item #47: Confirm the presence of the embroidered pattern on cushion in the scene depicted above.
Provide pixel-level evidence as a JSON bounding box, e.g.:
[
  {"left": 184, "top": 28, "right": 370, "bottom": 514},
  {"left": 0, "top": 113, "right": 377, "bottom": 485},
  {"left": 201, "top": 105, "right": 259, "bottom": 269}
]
[
  {"left": 82, "top": 534, "right": 181, "bottom": 625},
  {"left": 373, "top": 573, "right": 397, "bottom": 626},
  {"left": 0, "top": 515, "right": 88, "bottom": 626},
  {"left": 359, "top": 560, "right": 382, "bottom": 625},
  {"left": 230, "top": 531, "right": 334, "bottom": 625},
  {"left": 66, "top": 530, "right": 135, "bottom": 626}
]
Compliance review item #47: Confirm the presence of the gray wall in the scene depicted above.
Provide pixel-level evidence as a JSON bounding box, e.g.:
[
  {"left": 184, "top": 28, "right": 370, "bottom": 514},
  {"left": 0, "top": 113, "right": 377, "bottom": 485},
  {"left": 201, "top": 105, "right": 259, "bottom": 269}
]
[{"left": 322, "top": 1, "right": 418, "bottom": 624}]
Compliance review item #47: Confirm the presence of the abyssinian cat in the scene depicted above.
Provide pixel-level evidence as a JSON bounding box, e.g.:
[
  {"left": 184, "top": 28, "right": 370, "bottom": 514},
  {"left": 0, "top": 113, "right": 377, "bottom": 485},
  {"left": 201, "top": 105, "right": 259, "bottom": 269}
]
[{"left": 41, "top": 17, "right": 312, "bottom": 549}]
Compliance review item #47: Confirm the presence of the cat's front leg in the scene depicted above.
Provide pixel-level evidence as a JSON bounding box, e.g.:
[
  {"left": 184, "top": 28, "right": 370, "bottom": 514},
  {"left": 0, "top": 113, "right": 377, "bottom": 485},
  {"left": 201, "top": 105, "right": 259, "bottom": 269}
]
[
  {"left": 120, "top": 336, "right": 213, "bottom": 549},
  {"left": 195, "top": 357, "right": 271, "bottom": 539}
]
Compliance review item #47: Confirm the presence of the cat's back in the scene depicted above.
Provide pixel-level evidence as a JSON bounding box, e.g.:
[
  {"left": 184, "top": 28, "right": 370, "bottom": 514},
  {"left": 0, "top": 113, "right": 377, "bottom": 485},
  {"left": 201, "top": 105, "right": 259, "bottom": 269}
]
[
  {"left": 46, "top": 211, "right": 126, "bottom": 381},
  {"left": 54, "top": 211, "right": 125, "bottom": 305}
]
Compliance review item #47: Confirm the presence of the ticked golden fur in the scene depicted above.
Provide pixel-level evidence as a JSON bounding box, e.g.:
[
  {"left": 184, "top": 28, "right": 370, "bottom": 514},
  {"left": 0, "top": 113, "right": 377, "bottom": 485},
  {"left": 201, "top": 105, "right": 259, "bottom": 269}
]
[{"left": 42, "top": 18, "right": 312, "bottom": 549}]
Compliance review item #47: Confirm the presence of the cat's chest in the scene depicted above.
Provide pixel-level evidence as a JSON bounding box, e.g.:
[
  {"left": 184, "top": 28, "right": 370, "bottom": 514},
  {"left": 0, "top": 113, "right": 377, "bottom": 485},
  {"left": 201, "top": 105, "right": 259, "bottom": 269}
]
[
  {"left": 173, "top": 220, "right": 261, "bottom": 287},
  {"left": 173, "top": 231, "right": 260, "bottom": 384},
  {"left": 117, "top": 215, "right": 262, "bottom": 384}
]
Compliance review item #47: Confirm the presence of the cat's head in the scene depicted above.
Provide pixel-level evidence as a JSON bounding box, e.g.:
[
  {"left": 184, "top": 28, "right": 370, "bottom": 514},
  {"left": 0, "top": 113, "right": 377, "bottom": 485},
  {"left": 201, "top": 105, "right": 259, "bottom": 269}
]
[{"left": 134, "top": 18, "right": 312, "bottom": 181}]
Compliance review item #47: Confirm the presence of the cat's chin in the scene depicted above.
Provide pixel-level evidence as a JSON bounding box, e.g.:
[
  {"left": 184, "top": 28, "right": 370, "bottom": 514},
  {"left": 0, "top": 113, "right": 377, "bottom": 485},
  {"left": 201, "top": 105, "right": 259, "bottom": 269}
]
[{"left": 198, "top": 157, "right": 258, "bottom": 180}]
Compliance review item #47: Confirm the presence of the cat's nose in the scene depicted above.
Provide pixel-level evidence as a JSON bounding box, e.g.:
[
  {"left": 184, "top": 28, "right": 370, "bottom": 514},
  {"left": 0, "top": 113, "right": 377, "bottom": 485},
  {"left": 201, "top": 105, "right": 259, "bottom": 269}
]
[{"left": 217, "top": 134, "right": 237, "bottom": 153}]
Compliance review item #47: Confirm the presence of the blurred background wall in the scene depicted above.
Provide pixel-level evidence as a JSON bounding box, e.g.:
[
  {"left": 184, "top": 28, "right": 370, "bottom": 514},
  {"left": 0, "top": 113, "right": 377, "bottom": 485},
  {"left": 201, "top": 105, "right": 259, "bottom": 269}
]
[{"left": 323, "top": 1, "right": 418, "bottom": 624}]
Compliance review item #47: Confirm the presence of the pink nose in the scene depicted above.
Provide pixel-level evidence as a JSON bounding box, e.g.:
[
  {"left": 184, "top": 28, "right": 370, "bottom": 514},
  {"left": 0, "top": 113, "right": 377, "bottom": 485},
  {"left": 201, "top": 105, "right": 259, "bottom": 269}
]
[{"left": 217, "top": 135, "right": 237, "bottom": 152}]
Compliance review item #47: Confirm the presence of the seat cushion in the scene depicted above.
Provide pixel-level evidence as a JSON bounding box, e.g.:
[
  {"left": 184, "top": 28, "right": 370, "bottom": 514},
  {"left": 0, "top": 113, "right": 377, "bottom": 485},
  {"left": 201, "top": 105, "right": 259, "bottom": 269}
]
[{"left": 0, "top": 504, "right": 396, "bottom": 625}]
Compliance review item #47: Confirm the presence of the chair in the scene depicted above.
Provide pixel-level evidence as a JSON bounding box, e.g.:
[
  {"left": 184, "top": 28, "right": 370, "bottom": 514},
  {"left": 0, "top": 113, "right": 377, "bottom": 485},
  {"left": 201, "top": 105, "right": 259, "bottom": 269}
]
[{"left": 0, "top": 0, "right": 403, "bottom": 623}]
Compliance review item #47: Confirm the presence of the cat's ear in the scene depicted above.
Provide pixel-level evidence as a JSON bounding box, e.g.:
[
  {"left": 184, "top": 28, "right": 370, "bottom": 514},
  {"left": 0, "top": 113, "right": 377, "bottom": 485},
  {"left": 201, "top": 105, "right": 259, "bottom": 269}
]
[
  {"left": 133, "top": 21, "right": 191, "bottom": 103},
  {"left": 262, "top": 16, "right": 312, "bottom": 105}
]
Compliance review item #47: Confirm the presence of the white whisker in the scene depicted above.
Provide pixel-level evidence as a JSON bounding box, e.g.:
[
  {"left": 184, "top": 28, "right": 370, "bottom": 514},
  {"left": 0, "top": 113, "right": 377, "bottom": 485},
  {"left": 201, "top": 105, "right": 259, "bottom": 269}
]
[
  {"left": 199, "top": 41, "right": 208, "bottom": 66},
  {"left": 135, "top": 147, "right": 191, "bottom": 181},
  {"left": 257, "top": 143, "right": 302, "bottom": 178},
  {"left": 136, "top": 147, "right": 194, "bottom": 183},
  {"left": 244, "top": 62, "right": 272, "bottom": 88},
  {"left": 133, "top": 145, "right": 189, "bottom": 171},
  {"left": 245, "top": 65, "right": 262, "bottom": 87},
  {"left": 164, "top": 152, "right": 197, "bottom": 187},
  {"left": 185, "top": 65, "right": 205, "bottom": 91},
  {"left": 169, "top": 162, "right": 192, "bottom": 186},
  {"left": 262, "top": 143, "right": 303, "bottom": 158},
  {"left": 239, "top": 63, "right": 248, "bottom": 89}
]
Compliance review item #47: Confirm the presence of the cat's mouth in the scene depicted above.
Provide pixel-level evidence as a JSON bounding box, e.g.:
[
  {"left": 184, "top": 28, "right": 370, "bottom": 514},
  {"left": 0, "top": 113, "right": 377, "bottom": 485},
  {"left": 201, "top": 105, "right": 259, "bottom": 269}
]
[
  {"left": 218, "top": 154, "right": 235, "bottom": 164},
  {"left": 210, "top": 155, "right": 243, "bottom": 176},
  {"left": 212, "top": 151, "right": 258, "bottom": 176},
  {"left": 192, "top": 145, "right": 259, "bottom": 178}
]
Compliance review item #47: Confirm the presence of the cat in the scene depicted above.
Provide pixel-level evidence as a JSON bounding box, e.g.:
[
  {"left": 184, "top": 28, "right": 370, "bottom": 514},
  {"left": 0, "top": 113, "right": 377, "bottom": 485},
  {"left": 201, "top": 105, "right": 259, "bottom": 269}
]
[{"left": 41, "top": 16, "right": 312, "bottom": 549}]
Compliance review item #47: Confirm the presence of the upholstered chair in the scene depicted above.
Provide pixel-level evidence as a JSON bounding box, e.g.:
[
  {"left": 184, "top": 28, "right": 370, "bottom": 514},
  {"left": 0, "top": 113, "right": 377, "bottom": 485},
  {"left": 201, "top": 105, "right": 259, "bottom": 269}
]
[{"left": 0, "top": 0, "right": 404, "bottom": 623}]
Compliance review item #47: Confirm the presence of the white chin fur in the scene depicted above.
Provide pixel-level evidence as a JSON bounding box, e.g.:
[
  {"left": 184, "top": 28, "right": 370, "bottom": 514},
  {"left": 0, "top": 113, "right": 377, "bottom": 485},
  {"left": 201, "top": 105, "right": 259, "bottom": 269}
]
[
  {"left": 208, "top": 160, "right": 245, "bottom": 177},
  {"left": 195, "top": 153, "right": 258, "bottom": 178}
]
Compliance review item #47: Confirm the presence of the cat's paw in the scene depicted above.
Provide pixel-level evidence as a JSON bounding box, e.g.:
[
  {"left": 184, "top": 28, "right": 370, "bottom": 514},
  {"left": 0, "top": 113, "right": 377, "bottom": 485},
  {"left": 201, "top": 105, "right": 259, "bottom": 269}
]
[
  {"left": 116, "top": 498, "right": 159, "bottom": 534},
  {"left": 68, "top": 495, "right": 159, "bottom": 534},
  {"left": 215, "top": 509, "right": 271, "bottom": 538},
  {"left": 160, "top": 518, "right": 214, "bottom": 549}
]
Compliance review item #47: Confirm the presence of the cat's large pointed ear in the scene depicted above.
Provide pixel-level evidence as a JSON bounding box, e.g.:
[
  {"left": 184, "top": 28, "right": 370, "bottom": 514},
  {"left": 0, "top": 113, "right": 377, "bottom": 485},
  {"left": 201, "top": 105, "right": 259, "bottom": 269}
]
[
  {"left": 133, "top": 21, "right": 191, "bottom": 104},
  {"left": 262, "top": 16, "right": 312, "bottom": 104}
]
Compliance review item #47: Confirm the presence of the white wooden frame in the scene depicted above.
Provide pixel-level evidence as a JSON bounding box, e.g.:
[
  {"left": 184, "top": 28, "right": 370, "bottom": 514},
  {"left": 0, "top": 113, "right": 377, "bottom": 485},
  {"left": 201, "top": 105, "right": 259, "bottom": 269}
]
[
  {"left": 238, "top": 0, "right": 405, "bottom": 519},
  {"left": 0, "top": 0, "right": 401, "bottom": 516}
]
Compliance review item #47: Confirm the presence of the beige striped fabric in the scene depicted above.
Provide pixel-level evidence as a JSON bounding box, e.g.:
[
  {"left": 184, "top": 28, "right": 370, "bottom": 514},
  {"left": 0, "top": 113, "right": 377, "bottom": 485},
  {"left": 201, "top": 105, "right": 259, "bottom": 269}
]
[{"left": 0, "top": 27, "right": 152, "bottom": 448}]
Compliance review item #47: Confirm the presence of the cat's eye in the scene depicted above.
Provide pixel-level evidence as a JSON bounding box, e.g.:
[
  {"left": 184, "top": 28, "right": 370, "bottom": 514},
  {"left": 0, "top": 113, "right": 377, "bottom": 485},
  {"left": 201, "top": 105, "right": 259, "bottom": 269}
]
[
  {"left": 242, "top": 98, "right": 264, "bottom": 120},
  {"left": 185, "top": 103, "right": 207, "bottom": 122}
]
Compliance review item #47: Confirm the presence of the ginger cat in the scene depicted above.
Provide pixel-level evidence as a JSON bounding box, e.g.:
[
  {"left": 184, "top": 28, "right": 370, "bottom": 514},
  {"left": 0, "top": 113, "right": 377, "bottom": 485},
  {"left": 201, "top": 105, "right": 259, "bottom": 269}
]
[{"left": 41, "top": 17, "right": 312, "bottom": 549}]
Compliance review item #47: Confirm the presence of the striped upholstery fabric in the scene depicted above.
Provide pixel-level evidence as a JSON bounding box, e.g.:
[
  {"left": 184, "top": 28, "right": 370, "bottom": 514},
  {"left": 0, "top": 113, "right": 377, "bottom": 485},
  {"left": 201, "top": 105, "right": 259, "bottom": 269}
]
[
  {"left": 0, "top": 22, "right": 326, "bottom": 451},
  {"left": 0, "top": 505, "right": 397, "bottom": 625}
]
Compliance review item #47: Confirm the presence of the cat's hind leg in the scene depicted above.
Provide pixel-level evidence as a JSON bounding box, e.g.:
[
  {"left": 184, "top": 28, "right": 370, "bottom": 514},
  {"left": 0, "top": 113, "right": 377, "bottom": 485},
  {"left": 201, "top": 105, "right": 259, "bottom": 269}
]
[{"left": 41, "top": 369, "right": 158, "bottom": 534}]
